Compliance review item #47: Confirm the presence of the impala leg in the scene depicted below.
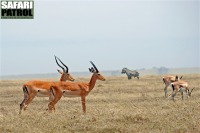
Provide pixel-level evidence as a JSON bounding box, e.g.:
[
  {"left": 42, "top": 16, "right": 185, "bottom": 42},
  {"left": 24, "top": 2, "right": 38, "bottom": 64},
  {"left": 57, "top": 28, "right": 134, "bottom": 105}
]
[
  {"left": 171, "top": 90, "right": 177, "bottom": 101},
  {"left": 19, "top": 94, "right": 28, "bottom": 114},
  {"left": 48, "top": 87, "right": 62, "bottom": 112},
  {"left": 48, "top": 96, "right": 61, "bottom": 112},
  {"left": 46, "top": 97, "right": 53, "bottom": 111},
  {"left": 49, "top": 98, "right": 56, "bottom": 112},
  {"left": 49, "top": 94, "right": 54, "bottom": 102},
  {"left": 23, "top": 93, "right": 36, "bottom": 111},
  {"left": 186, "top": 90, "right": 190, "bottom": 99},
  {"left": 48, "top": 88, "right": 56, "bottom": 111},
  {"left": 81, "top": 96, "right": 86, "bottom": 113},
  {"left": 164, "top": 86, "right": 168, "bottom": 98},
  {"left": 181, "top": 92, "right": 184, "bottom": 100},
  {"left": 19, "top": 86, "right": 30, "bottom": 114}
]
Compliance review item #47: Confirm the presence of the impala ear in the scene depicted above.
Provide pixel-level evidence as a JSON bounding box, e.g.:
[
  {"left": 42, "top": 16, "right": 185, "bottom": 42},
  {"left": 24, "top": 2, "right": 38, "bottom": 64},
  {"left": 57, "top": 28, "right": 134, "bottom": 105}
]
[
  {"left": 89, "top": 67, "right": 95, "bottom": 73},
  {"left": 180, "top": 76, "right": 183, "bottom": 79},
  {"left": 89, "top": 68, "right": 92, "bottom": 72},
  {"left": 175, "top": 75, "right": 178, "bottom": 81},
  {"left": 57, "top": 69, "right": 63, "bottom": 74}
]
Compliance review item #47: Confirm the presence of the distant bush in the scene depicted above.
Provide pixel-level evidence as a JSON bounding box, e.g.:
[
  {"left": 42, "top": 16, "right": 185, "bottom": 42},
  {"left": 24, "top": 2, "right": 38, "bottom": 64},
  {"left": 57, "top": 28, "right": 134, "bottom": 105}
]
[{"left": 158, "top": 67, "right": 169, "bottom": 74}]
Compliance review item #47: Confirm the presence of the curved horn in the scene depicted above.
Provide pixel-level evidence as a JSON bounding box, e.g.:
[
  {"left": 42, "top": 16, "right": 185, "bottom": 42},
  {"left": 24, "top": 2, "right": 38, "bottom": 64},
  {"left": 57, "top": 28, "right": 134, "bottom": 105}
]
[
  {"left": 55, "top": 56, "right": 68, "bottom": 73},
  {"left": 55, "top": 55, "right": 65, "bottom": 72},
  {"left": 90, "top": 61, "right": 99, "bottom": 73}
]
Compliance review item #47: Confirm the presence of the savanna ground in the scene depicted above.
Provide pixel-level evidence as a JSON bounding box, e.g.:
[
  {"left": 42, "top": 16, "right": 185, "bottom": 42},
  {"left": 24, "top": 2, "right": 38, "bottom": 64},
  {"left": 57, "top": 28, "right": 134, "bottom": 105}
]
[{"left": 0, "top": 74, "right": 200, "bottom": 133}]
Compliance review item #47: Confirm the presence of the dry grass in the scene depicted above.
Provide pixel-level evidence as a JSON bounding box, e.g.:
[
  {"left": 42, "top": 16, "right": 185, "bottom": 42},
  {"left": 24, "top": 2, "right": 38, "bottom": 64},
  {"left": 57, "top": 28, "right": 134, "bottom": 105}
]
[{"left": 0, "top": 74, "right": 200, "bottom": 133}]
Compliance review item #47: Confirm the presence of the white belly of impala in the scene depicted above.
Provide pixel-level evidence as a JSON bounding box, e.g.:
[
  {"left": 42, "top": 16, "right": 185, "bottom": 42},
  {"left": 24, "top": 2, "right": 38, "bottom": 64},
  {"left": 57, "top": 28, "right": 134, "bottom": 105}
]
[
  {"left": 62, "top": 90, "right": 81, "bottom": 98},
  {"left": 36, "top": 89, "right": 50, "bottom": 97}
]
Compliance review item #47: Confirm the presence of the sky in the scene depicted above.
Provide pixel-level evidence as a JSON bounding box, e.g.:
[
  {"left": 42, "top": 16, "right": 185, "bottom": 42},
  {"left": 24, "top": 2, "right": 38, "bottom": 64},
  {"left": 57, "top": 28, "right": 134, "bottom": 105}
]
[{"left": 0, "top": 0, "right": 199, "bottom": 76}]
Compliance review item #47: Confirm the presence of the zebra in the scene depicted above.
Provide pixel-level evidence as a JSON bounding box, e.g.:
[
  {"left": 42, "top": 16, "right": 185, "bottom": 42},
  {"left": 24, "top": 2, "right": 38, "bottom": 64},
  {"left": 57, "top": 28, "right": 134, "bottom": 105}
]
[{"left": 121, "top": 68, "right": 139, "bottom": 80}]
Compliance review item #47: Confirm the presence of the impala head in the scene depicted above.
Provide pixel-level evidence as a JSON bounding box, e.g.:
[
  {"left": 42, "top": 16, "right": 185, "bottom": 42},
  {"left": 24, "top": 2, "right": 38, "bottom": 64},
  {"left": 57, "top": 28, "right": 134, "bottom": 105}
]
[
  {"left": 175, "top": 75, "right": 183, "bottom": 81},
  {"left": 55, "top": 55, "right": 75, "bottom": 81},
  {"left": 188, "top": 88, "right": 194, "bottom": 97},
  {"left": 89, "top": 61, "right": 105, "bottom": 81}
]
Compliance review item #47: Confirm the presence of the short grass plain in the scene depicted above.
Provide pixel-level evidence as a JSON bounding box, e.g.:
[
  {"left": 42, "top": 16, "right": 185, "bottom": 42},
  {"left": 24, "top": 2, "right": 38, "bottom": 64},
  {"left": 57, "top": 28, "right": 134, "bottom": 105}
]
[{"left": 0, "top": 74, "right": 200, "bottom": 133}]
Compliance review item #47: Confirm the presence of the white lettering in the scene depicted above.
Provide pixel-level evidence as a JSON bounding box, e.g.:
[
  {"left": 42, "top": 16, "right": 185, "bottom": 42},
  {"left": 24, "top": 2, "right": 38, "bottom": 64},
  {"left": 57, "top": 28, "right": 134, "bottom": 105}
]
[
  {"left": 1, "top": 1, "right": 33, "bottom": 9},
  {"left": 13, "top": 2, "right": 18, "bottom": 9},
  {"left": 30, "top": 2, "right": 33, "bottom": 9},
  {"left": 1, "top": 1, "right": 7, "bottom": 9},
  {"left": 23, "top": 2, "right": 29, "bottom": 9},
  {"left": 7, "top": 2, "right": 13, "bottom": 9},
  {"left": 17, "top": 2, "right": 23, "bottom": 9}
]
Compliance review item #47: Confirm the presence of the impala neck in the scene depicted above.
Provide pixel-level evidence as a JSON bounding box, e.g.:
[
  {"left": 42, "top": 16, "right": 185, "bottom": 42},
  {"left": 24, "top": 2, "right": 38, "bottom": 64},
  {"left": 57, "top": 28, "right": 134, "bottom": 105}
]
[
  {"left": 59, "top": 75, "right": 65, "bottom": 81},
  {"left": 88, "top": 74, "right": 98, "bottom": 91}
]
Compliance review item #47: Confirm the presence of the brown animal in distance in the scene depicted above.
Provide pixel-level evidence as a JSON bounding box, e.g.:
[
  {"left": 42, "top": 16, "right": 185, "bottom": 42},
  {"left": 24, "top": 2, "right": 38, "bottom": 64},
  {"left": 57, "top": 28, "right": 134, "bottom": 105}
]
[{"left": 162, "top": 75, "right": 183, "bottom": 97}]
